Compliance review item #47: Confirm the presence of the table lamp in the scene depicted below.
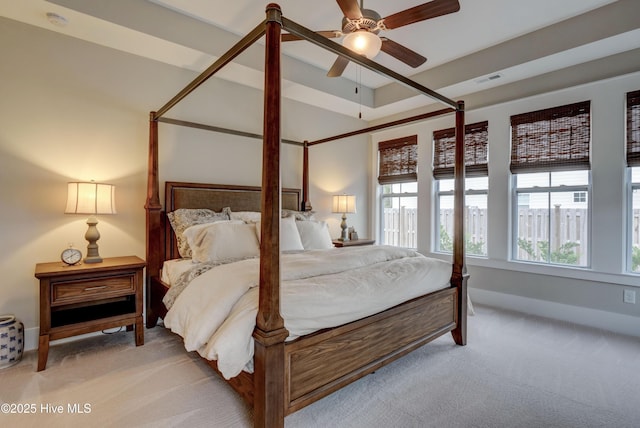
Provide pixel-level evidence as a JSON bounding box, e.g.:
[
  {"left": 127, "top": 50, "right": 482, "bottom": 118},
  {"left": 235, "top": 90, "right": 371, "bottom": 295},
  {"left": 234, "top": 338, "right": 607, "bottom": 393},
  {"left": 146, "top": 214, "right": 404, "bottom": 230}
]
[
  {"left": 332, "top": 194, "right": 356, "bottom": 241},
  {"left": 65, "top": 181, "right": 116, "bottom": 263}
]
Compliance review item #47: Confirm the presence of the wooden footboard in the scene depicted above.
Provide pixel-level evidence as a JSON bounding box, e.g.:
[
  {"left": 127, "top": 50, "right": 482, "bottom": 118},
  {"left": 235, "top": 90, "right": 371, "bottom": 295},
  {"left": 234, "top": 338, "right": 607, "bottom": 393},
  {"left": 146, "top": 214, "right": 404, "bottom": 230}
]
[
  {"left": 147, "top": 272, "right": 458, "bottom": 417},
  {"left": 205, "top": 286, "right": 457, "bottom": 415},
  {"left": 284, "top": 287, "right": 457, "bottom": 414}
]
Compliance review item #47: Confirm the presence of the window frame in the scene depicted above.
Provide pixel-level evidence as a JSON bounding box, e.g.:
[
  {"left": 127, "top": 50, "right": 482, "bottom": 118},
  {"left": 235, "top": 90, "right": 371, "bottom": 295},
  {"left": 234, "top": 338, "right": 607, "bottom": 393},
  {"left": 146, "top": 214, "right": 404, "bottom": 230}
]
[
  {"left": 511, "top": 171, "right": 591, "bottom": 267},
  {"left": 433, "top": 121, "right": 489, "bottom": 256},
  {"left": 435, "top": 178, "right": 488, "bottom": 257},
  {"left": 377, "top": 135, "right": 419, "bottom": 249},
  {"left": 509, "top": 101, "right": 592, "bottom": 268},
  {"left": 379, "top": 183, "right": 418, "bottom": 249},
  {"left": 628, "top": 168, "right": 640, "bottom": 273},
  {"left": 626, "top": 90, "right": 640, "bottom": 273}
]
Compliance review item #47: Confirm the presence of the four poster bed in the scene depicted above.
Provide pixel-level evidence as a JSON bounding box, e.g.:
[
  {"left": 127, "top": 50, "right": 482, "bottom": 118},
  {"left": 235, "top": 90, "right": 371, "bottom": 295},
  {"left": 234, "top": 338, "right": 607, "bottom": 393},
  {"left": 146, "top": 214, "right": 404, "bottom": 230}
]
[{"left": 145, "top": 4, "right": 468, "bottom": 428}]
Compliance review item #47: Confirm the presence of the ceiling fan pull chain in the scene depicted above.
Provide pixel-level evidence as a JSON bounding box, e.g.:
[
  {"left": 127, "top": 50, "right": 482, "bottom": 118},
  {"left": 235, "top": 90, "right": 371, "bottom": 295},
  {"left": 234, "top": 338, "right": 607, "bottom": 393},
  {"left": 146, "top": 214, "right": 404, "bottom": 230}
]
[{"left": 358, "top": 65, "right": 362, "bottom": 119}]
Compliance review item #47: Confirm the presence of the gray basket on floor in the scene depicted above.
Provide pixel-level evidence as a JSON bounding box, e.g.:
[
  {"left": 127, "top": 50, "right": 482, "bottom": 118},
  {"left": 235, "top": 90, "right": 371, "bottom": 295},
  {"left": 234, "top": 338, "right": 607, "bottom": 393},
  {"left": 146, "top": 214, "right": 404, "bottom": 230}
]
[{"left": 0, "top": 315, "right": 24, "bottom": 369}]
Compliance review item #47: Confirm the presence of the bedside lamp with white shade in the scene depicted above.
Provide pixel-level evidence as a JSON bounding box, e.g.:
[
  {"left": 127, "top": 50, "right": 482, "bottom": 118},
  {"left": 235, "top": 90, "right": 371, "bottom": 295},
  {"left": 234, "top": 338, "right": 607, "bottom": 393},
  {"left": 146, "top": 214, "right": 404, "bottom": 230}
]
[
  {"left": 65, "top": 181, "right": 116, "bottom": 263},
  {"left": 332, "top": 194, "right": 356, "bottom": 241}
]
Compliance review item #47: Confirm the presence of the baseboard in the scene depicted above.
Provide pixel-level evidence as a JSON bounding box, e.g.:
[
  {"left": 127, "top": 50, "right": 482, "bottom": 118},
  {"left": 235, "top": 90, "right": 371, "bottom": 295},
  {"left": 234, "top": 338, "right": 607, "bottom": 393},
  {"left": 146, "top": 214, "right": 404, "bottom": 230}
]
[
  {"left": 25, "top": 327, "right": 38, "bottom": 352},
  {"left": 470, "top": 288, "right": 640, "bottom": 338}
]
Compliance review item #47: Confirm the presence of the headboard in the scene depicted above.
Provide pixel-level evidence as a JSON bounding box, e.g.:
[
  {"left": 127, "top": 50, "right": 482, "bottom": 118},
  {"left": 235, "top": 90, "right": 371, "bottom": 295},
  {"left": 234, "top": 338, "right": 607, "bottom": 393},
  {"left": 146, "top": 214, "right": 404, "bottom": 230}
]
[{"left": 163, "top": 182, "right": 301, "bottom": 261}]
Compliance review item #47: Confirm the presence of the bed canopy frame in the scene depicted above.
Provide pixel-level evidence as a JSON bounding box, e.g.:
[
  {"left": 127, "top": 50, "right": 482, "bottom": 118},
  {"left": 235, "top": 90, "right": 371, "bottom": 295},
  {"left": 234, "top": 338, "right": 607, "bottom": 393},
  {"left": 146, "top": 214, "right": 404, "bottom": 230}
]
[{"left": 146, "top": 4, "right": 467, "bottom": 427}]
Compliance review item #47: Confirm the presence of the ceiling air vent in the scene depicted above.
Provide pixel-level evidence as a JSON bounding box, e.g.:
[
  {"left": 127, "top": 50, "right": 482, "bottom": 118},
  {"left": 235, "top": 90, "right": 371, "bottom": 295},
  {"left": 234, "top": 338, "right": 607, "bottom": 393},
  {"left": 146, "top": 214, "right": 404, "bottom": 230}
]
[
  {"left": 475, "top": 73, "right": 503, "bottom": 84},
  {"left": 46, "top": 12, "right": 69, "bottom": 27}
]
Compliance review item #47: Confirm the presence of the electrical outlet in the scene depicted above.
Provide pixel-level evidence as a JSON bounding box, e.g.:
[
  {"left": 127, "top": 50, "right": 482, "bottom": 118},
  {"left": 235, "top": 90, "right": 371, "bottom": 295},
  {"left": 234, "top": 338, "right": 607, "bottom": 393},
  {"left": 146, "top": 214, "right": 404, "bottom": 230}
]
[{"left": 623, "top": 289, "right": 636, "bottom": 304}]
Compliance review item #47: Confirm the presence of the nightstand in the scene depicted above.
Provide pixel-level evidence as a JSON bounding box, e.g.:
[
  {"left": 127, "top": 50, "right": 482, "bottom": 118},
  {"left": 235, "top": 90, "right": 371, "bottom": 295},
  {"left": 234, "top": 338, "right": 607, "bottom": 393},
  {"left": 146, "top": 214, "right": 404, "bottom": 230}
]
[
  {"left": 332, "top": 239, "right": 376, "bottom": 247},
  {"left": 34, "top": 256, "right": 145, "bottom": 371}
]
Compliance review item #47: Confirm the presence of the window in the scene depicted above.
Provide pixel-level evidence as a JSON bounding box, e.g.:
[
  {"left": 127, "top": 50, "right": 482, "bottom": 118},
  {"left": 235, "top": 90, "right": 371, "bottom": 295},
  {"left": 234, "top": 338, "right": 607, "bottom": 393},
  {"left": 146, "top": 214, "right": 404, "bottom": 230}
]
[
  {"left": 630, "top": 168, "right": 640, "bottom": 273},
  {"left": 436, "top": 177, "right": 488, "bottom": 255},
  {"left": 573, "top": 192, "right": 586, "bottom": 203},
  {"left": 378, "top": 135, "right": 418, "bottom": 248},
  {"left": 381, "top": 182, "right": 418, "bottom": 248},
  {"left": 511, "top": 101, "right": 591, "bottom": 267},
  {"left": 627, "top": 90, "right": 640, "bottom": 272},
  {"left": 433, "top": 121, "right": 488, "bottom": 256}
]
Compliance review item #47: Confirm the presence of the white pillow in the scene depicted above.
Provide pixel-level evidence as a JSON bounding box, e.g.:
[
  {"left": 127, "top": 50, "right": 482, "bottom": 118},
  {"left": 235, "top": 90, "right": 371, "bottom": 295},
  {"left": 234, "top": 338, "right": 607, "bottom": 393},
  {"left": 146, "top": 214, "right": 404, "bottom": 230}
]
[
  {"left": 166, "top": 208, "right": 229, "bottom": 258},
  {"left": 255, "top": 215, "right": 304, "bottom": 252},
  {"left": 182, "top": 219, "right": 243, "bottom": 242},
  {"left": 225, "top": 209, "right": 262, "bottom": 224},
  {"left": 282, "top": 209, "right": 316, "bottom": 221},
  {"left": 296, "top": 220, "right": 333, "bottom": 250},
  {"left": 183, "top": 221, "right": 260, "bottom": 263},
  {"left": 225, "top": 207, "right": 317, "bottom": 223}
]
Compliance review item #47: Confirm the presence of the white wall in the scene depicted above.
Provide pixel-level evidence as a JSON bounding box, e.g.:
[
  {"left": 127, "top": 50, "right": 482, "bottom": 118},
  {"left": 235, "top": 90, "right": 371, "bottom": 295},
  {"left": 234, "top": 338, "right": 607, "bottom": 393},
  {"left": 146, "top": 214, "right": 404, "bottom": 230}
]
[
  {"left": 307, "top": 137, "right": 371, "bottom": 240},
  {"left": 0, "top": 18, "right": 368, "bottom": 349},
  {"left": 371, "top": 71, "right": 640, "bottom": 335}
]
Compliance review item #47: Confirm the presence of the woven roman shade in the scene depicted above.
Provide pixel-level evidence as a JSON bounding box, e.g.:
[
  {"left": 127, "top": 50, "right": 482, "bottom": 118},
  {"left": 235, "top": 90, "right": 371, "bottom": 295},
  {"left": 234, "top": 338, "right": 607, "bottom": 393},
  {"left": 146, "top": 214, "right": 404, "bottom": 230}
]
[
  {"left": 510, "top": 101, "right": 591, "bottom": 173},
  {"left": 433, "top": 121, "right": 488, "bottom": 179},
  {"left": 378, "top": 135, "right": 418, "bottom": 184},
  {"left": 627, "top": 90, "right": 640, "bottom": 167}
]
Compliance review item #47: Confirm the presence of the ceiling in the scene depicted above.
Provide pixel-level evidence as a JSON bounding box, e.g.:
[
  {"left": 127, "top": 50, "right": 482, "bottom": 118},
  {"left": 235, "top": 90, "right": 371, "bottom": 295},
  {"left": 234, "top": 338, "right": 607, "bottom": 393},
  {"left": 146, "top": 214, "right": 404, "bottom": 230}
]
[{"left": 3, "top": 0, "right": 640, "bottom": 121}]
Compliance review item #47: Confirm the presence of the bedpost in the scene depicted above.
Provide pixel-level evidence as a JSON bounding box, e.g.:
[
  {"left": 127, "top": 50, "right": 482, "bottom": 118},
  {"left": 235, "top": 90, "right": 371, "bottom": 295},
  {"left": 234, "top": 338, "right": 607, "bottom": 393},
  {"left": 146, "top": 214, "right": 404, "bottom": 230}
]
[
  {"left": 254, "top": 4, "right": 288, "bottom": 428},
  {"left": 145, "top": 112, "right": 163, "bottom": 328},
  {"left": 301, "top": 140, "right": 312, "bottom": 211},
  {"left": 451, "top": 101, "right": 468, "bottom": 346}
]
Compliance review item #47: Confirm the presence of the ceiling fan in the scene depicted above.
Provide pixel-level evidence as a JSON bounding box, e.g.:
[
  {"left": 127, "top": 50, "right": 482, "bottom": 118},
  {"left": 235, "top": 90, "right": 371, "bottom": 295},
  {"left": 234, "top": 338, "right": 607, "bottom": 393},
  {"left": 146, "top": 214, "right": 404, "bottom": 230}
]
[{"left": 282, "top": 0, "right": 461, "bottom": 77}]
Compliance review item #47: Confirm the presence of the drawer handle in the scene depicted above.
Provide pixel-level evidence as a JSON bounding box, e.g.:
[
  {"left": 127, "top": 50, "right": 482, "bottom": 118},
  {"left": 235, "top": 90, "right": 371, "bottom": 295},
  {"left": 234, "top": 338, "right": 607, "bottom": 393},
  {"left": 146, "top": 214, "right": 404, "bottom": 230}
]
[{"left": 84, "top": 285, "right": 109, "bottom": 291}]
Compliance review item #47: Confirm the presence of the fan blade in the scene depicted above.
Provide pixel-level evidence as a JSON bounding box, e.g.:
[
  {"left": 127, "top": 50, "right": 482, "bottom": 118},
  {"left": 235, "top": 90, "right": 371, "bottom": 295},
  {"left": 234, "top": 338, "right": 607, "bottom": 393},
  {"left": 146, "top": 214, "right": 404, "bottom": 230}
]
[
  {"left": 380, "top": 38, "right": 427, "bottom": 68},
  {"left": 282, "top": 30, "right": 341, "bottom": 42},
  {"left": 336, "top": 0, "right": 362, "bottom": 20},
  {"left": 327, "top": 56, "right": 350, "bottom": 77},
  {"left": 383, "top": 0, "right": 460, "bottom": 30}
]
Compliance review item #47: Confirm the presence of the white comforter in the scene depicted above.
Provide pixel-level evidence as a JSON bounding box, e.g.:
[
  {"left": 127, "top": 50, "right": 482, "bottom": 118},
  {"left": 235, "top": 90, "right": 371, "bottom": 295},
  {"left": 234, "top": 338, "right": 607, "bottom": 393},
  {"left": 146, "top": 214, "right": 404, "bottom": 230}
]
[{"left": 164, "top": 246, "right": 451, "bottom": 379}]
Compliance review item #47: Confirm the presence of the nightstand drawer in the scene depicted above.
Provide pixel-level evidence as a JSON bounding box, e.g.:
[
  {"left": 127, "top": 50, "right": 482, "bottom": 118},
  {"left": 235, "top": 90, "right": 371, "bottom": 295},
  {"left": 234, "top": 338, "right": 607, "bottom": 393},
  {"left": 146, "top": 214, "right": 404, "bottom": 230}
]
[{"left": 51, "top": 274, "right": 136, "bottom": 306}]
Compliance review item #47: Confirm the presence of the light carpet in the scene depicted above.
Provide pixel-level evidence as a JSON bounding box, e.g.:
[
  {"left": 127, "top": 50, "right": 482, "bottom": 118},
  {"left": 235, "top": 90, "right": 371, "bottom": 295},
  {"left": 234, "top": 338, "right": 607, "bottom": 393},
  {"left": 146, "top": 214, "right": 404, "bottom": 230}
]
[{"left": 1, "top": 305, "right": 639, "bottom": 428}]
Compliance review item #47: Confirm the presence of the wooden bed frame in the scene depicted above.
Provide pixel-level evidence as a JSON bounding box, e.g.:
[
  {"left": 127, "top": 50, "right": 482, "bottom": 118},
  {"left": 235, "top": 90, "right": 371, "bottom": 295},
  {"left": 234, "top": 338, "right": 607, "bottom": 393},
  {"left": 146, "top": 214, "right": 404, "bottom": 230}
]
[{"left": 145, "top": 4, "right": 468, "bottom": 427}]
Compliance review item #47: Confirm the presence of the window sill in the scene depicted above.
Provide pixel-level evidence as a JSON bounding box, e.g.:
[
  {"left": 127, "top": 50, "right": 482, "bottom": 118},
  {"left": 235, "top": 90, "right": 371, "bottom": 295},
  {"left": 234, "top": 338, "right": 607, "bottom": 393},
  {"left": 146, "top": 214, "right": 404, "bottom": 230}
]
[{"left": 426, "top": 252, "right": 640, "bottom": 287}]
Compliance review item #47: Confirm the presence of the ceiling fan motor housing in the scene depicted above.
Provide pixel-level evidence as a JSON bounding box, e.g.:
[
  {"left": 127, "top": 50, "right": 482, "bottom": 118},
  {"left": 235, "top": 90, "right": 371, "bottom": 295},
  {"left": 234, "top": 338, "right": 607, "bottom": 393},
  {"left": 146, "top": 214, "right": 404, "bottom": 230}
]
[{"left": 342, "top": 9, "right": 381, "bottom": 34}]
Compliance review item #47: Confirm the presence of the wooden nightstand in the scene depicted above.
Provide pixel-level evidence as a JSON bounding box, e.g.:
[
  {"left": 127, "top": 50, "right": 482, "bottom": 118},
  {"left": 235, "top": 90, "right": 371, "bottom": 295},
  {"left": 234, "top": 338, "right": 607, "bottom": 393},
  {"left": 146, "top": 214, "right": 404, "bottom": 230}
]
[
  {"left": 332, "top": 239, "right": 376, "bottom": 247},
  {"left": 34, "top": 256, "right": 145, "bottom": 371}
]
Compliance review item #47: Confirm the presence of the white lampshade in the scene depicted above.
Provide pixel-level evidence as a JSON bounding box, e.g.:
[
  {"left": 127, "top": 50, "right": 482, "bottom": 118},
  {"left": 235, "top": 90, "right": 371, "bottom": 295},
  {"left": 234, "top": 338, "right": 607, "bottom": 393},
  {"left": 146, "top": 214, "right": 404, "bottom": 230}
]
[
  {"left": 65, "top": 182, "right": 116, "bottom": 264},
  {"left": 332, "top": 194, "right": 357, "bottom": 214},
  {"left": 342, "top": 30, "right": 382, "bottom": 59},
  {"left": 65, "top": 182, "right": 116, "bottom": 215}
]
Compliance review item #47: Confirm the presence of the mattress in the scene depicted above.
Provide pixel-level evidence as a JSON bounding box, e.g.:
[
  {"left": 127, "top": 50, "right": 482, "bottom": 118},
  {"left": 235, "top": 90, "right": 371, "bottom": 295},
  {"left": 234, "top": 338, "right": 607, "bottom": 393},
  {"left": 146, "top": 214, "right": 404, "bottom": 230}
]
[{"left": 160, "top": 258, "right": 194, "bottom": 286}]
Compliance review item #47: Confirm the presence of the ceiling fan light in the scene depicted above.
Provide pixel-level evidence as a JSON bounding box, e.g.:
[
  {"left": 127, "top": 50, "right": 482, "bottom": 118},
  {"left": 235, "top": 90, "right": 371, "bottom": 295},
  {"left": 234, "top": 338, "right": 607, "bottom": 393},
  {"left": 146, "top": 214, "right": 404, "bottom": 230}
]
[{"left": 342, "top": 30, "right": 381, "bottom": 59}]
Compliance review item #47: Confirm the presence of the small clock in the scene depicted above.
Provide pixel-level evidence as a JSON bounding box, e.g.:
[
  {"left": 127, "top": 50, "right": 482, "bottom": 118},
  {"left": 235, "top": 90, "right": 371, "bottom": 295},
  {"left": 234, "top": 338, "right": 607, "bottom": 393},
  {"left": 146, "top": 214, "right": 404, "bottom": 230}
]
[{"left": 61, "top": 248, "right": 82, "bottom": 265}]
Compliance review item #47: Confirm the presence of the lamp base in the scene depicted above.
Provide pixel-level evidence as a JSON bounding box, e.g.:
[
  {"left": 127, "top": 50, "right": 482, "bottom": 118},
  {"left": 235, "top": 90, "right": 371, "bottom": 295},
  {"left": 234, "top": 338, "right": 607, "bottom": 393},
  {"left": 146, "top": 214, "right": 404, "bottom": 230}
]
[
  {"left": 339, "top": 213, "right": 350, "bottom": 241},
  {"left": 84, "top": 216, "right": 103, "bottom": 264}
]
